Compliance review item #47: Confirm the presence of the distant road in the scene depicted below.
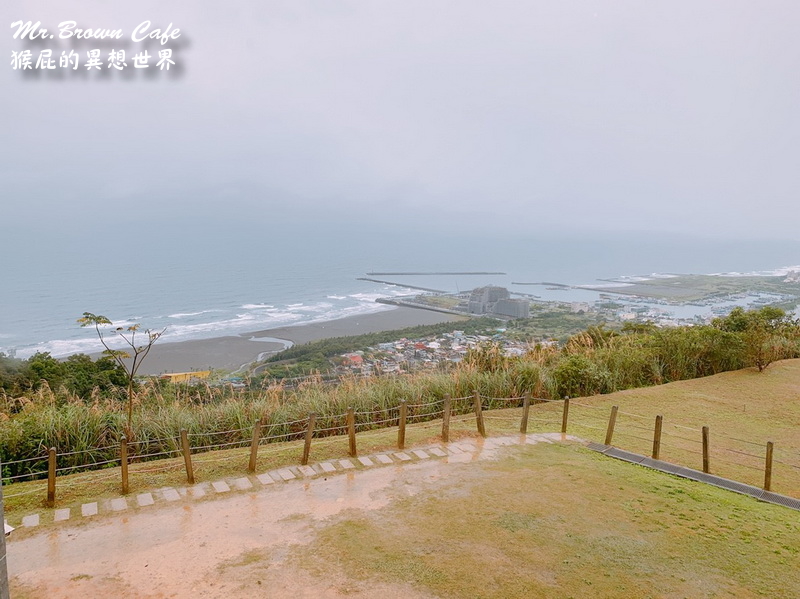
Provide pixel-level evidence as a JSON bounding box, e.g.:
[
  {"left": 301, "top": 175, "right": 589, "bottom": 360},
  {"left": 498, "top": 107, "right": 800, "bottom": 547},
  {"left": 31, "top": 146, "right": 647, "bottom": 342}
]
[{"left": 366, "top": 271, "right": 506, "bottom": 276}]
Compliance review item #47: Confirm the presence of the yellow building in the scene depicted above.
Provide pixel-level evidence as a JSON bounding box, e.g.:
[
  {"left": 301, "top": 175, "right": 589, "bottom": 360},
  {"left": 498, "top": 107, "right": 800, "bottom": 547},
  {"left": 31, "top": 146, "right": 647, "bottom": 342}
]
[{"left": 158, "top": 371, "right": 211, "bottom": 383}]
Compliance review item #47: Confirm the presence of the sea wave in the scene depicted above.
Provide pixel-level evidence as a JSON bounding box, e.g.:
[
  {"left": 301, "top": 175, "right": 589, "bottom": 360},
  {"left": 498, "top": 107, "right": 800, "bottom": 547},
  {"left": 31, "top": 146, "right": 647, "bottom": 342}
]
[
  {"left": 168, "top": 310, "right": 224, "bottom": 318},
  {"left": 10, "top": 294, "right": 398, "bottom": 359},
  {"left": 711, "top": 265, "right": 800, "bottom": 277},
  {"left": 579, "top": 283, "right": 634, "bottom": 289}
]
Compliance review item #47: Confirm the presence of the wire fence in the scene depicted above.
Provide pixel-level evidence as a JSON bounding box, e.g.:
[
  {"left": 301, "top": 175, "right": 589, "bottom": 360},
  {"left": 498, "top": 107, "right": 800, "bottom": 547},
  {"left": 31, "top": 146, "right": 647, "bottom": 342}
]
[
  {"left": 2, "top": 392, "right": 798, "bottom": 504},
  {"left": 563, "top": 400, "right": 800, "bottom": 496}
]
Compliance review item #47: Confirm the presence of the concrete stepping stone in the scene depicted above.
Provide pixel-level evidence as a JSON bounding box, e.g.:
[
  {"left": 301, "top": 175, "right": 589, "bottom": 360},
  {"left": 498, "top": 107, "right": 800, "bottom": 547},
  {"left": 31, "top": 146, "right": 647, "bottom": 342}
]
[
  {"left": 412, "top": 449, "right": 430, "bottom": 459},
  {"left": 428, "top": 447, "right": 447, "bottom": 457},
  {"left": 447, "top": 445, "right": 464, "bottom": 454},
  {"left": 81, "top": 502, "right": 98, "bottom": 517},
  {"left": 211, "top": 481, "right": 231, "bottom": 493},
  {"left": 375, "top": 454, "right": 393, "bottom": 465},
  {"left": 339, "top": 459, "right": 355, "bottom": 469},
  {"left": 54, "top": 508, "right": 70, "bottom": 522},
  {"left": 162, "top": 488, "right": 181, "bottom": 502},
  {"left": 358, "top": 457, "right": 374, "bottom": 467},
  {"left": 110, "top": 498, "right": 127, "bottom": 512},
  {"left": 298, "top": 465, "right": 316, "bottom": 477},
  {"left": 22, "top": 514, "right": 39, "bottom": 527},
  {"left": 137, "top": 493, "right": 155, "bottom": 507},
  {"left": 394, "top": 452, "right": 412, "bottom": 461},
  {"left": 448, "top": 453, "right": 472, "bottom": 464},
  {"left": 256, "top": 473, "right": 275, "bottom": 485},
  {"left": 277, "top": 469, "right": 296, "bottom": 481},
  {"left": 233, "top": 477, "right": 253, "bottom": 491},
  {"left": 189, "top": 486, "right": 206, "bottom": 499},
  {"left": 320, "top": 462, "right": 336, "bottom": 473},
  {"left": 457, "top": 443, "right": 477, "bottom": 452}
]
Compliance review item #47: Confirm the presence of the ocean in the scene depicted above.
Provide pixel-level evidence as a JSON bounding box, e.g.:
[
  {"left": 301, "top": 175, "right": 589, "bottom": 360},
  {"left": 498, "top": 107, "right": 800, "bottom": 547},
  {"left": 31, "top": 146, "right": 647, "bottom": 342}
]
[{"left": 3, "top": 219, "right": 799, "bottom": 359}]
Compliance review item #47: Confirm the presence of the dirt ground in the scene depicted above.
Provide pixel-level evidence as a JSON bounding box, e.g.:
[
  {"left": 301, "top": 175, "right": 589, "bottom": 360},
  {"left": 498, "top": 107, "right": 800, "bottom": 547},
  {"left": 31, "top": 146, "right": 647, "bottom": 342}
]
[
  {"left": 7, "top": 441, "right": 503, "bottom": 598},
  {"left": 8, "top": 436, "right": 800, "bottom": 598}
]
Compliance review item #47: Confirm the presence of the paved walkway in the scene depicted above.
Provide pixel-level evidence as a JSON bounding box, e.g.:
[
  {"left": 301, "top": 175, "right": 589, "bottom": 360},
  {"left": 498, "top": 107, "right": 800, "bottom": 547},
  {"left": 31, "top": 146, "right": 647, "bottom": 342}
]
[{"left": 13, "top": 433, "right": 578, "bottom": 531}]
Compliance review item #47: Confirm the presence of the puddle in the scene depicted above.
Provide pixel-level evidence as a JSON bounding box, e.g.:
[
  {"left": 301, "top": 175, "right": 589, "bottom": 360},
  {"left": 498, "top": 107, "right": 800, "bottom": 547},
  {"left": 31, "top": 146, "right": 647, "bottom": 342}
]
[
  {"left": 7, "top": 458, "right": 458, "bottom": 597},
  {"left": 7, "top": 434, "right": 572, "bottom": 597}
]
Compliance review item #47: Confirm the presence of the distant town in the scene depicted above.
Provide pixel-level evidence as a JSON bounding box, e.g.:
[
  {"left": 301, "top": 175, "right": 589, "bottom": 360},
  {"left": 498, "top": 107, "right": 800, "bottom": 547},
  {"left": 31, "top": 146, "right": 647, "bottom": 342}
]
[{"left": 321, "top": 270, "right": 800, "bottom": 378}]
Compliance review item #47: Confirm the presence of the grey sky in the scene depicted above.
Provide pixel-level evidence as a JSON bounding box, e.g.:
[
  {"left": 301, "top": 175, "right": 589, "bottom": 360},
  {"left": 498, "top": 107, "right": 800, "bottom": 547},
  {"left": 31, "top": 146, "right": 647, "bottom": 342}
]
[{"left": 3, "top": 0, "right": 800, "bottom": 238}]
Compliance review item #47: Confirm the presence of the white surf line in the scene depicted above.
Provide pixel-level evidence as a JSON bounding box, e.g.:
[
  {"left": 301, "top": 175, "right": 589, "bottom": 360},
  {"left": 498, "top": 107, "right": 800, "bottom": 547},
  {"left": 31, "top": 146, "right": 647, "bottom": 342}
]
[{"left": 231, "top": 336, "right": 296, "bottom": 374}]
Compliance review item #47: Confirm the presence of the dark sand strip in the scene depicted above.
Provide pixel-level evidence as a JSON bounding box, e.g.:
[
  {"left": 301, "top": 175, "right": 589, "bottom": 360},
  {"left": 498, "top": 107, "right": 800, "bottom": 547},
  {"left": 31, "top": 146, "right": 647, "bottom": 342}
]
[{"left": 137, "top": 307, "right": 467, "bottom": 374}]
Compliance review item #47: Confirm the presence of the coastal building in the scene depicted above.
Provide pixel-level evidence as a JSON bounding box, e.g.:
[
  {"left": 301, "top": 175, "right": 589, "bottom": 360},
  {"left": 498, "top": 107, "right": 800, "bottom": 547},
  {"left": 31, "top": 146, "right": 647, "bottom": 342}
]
[
  {"left": 468, "top": 286, "right": 510, "bottom": 314},
  {"left": 493, "top": 298, "right": 530, "bottom": 319},
  {"left": 468, "top": 286, "right": 529, "bottom": 318},
  {"left": 159, "top": 371, "right": 211, "bottom": 383}
]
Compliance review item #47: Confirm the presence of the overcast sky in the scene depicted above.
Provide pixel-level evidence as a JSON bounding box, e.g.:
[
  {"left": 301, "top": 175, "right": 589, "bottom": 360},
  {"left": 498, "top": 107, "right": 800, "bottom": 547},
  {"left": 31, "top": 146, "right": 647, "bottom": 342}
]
[{"left": 3, "top": 0, "right": 800, "bottom": 239}]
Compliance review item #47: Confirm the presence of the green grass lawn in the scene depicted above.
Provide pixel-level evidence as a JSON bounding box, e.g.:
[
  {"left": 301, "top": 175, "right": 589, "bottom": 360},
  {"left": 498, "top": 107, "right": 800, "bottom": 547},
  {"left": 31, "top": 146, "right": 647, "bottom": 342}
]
[
  {"left": 561, "top": 359, "right": 800, "bottom": 497},
  {"left": 296, "top": 442, "right": 800, "bottom": 599}
]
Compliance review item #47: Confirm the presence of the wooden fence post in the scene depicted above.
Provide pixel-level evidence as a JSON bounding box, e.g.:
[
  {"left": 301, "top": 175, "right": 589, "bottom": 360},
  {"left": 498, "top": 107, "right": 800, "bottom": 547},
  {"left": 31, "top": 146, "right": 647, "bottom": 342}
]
[
  {"left": 248, "top": 422, "right": 262, "bottom": 473},
  {"left": 398, "top": 401, "right": 407, "bottom": 450},
  {"left": 520, "top": 391, "right": 531, "bottom": 434},
  {"left": 46, "top": 447, "right": 56, "bottom": 508},
  {"left": 764, "top": 441, "right": 774, "bottom": 492},
  {"left": 652, "top": 415, "right": 663, "bottom": 460},
  {"left": 0, "top": 459, "right": 8, "bottom": 599},
  {"left": 181, "top": 429, "right": 194, "bottom": 484},
  {"left": 561, "top": 397, "right": 570, "bottom": 434},
  {"left": 473, "top": 391, "right": 486, "bottom": 438},
  {"left": 302, "top": 413, "right": 316, "bottom": 466},
  {"left": 120, "top": 437, "right": 129, "bottom": 494},
  {"left": 604, "top": 406, "right": 618, "bottom": 446},
  {"left": 442, "top": 395, "right": 452, "bottom": 443},
  {"left": 347, "top": 407, "right": 357, "bottom": 457},
  {"left": 702, "top": 426, "right": 710, "bottom": 473}
]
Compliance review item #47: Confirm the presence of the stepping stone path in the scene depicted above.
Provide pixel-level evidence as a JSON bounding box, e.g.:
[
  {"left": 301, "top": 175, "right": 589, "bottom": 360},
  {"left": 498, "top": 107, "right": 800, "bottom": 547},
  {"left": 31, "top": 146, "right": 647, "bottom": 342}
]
[
  {"left": 162, "top": 489, "right": 181, "bottom": 502},
  {"left": 233, "top": 478, "right": 253, "bottom": 491},
  {"left": 256, "top": 473, "right": 274, "bottom": 486},
  {"left": 54, "top": 509, "right": 70, "bottom": 522},
  {"left": 211, "top": 481, "right": 230, "bottom": 493},
  {"left": 13, "top": 434, "right": 562, "bottom": 530},
  {"left": 22, "top": 515, "right": 39, "bottom": 527},
  {"left": 277, "top": 469, "right": 296, "bottom": 481}
]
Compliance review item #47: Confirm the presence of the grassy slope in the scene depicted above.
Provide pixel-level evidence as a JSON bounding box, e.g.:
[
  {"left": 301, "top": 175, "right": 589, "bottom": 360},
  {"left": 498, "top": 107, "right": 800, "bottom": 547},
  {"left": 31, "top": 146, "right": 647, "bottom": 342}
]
[
  {"left": 4, "top": 360, "right": 800, "bottom": 529},
  {"left": 563, "top": 358, "right": 800, "bottom": 497},
  {"left": 298, "top": 442, "right": 800, "bottom": 599}
]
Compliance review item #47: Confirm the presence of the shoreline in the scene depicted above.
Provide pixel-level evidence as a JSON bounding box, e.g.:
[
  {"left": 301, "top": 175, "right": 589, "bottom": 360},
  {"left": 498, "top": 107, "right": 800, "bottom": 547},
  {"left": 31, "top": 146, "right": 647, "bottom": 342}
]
[{"left": 133, "top": 307, "right": 468, "bottom": 375}]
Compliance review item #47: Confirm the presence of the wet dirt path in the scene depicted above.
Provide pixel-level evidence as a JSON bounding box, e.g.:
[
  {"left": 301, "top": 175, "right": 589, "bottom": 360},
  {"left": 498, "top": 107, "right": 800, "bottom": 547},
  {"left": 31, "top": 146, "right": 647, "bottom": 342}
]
[{"left": 7, "top": 435, "right": 569, "bottom": 598}]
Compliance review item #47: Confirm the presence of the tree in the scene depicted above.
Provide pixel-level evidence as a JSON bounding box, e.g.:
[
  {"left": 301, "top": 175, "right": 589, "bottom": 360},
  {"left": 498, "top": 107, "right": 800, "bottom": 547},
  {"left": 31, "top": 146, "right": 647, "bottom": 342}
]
[
  {"left": 78, "top": 312, "right": 165, "bottom": 431},
  {"left": 713, "top": 307, "right": 798, "bottom": 372}
]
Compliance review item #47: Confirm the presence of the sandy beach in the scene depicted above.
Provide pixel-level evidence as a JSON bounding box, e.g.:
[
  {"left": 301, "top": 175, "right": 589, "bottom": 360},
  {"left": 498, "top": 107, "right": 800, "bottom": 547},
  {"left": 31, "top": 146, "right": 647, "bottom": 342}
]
[{"left": 135, "top": 307, "right": 467, "bottom": 375}]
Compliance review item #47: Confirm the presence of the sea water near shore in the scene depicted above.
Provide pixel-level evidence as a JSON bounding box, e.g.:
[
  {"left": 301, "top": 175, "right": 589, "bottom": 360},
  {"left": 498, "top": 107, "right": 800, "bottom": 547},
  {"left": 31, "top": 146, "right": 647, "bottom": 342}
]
[{"left": 3, "top": 222, "right": 800, "bottom": 359}]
